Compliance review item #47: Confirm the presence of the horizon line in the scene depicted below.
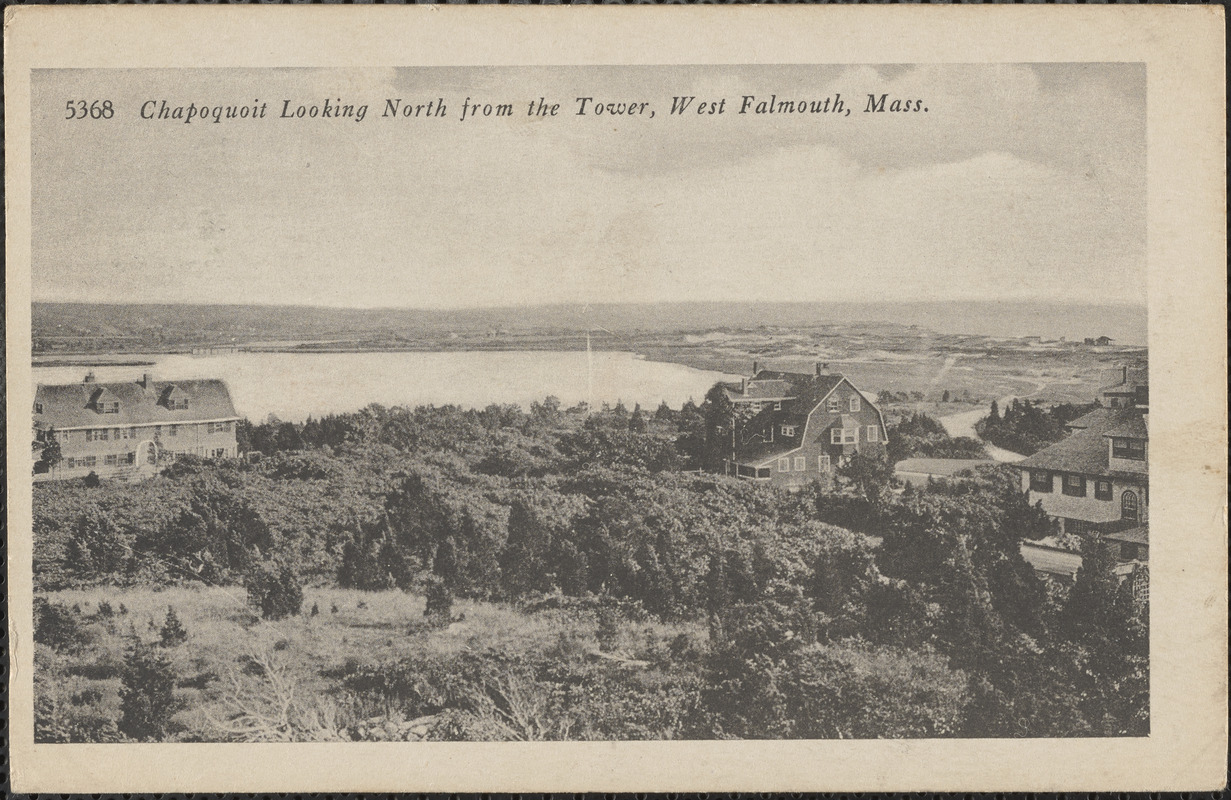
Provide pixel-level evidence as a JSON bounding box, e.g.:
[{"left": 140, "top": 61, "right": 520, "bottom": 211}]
[{"left": 32, "top": 298, "right": 1149, "bottom": 313}]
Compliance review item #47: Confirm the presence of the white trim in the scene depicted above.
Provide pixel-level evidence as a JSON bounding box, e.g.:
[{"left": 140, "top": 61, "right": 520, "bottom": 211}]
[{"left": 35, "top": 416, "right": 241, "bottom": 432}]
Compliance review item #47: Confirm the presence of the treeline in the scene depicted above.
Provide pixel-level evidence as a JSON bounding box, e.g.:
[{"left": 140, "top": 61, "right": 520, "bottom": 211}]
[
  {"left": 975, "top": 399, "right": 1100, "bottom": 455},
  {"left": 34, "top": 396, "right": 1146, "bottom": 738},
  {"left": 887, "top": 412, "right": 987, "bottom": 463}
]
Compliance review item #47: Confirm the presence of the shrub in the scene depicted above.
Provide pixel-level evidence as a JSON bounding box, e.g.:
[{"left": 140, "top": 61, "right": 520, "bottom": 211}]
[
  {"left": 423, "top": 575, "right": 453, "bottom": 626},
  {"left": 159, "top": 606, "right": 189, "bottom": 647},
  {"left": 118, "top": 640, "right": 180, "bottom": 741},
  {"left": 96, "top": 600, "right": 115, "bottom": 618},
  {"left": 244, "top": 563, "right": 304, "bottom": 621},
  {"left": 83, "top": 470, "right": 101, "bottom": 487},
  {"left": 596, "top": 607, "right": 621, "bottom": 653},
  {"left": 34, "top": 597, "right": 83, "bottom": 650}
]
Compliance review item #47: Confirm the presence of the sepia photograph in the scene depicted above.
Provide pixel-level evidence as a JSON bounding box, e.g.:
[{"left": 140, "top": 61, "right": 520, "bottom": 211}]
[{"left": 5, "top": 6, "right": 1225, "bottom": 794}]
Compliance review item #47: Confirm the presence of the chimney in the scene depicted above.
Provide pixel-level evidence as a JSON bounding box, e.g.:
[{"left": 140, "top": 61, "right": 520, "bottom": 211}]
[
  {"left": 82, "top": 371, "right": 96, "bottom": 384},
  {"left": 752, "top": 360, "right": 759, "bottom": 375},
  {"left": 741, "top": 378, "right": 748, "bottom": 395},
  {"left": 140, "top": 373, "right": 155, "bottom": 390},
  {"left": 1122, "top": 365, "right": 1129, "bottom": 384},
  {"left": 816, "top": 362, "right": 829, "bottom": 377}
]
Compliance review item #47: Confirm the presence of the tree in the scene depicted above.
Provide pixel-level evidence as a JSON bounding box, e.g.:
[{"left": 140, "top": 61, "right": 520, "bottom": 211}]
[
  {"left": 245, "top": 562, "right": 304, "bottom": 620},
  {"left": 941, "top": 390, "right": 951, "bottom": 402},
  {"left": 988, "top": 400, "right": 1000, "bottom": 423},
  {"left": 36, "top": 428, "right": 63, "bottom": 475},
  {"left": 159, "top": 606, "right": 189, "bottom": 647},
  {"left": 119, "top": 641, "right": 179, "bottom": 741},
  {"left": 837, "top": 451, "right": 896, "bottom": 505}
]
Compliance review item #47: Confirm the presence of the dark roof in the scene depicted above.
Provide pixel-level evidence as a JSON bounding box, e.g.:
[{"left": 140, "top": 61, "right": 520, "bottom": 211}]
[
  {"left": 752, "top": 369, "right": 814, "bottom": 383},
  {"left": 722, "top": 379, "right": 796, "bottom": 401},
  {"left": 783, "top": 374, "right": 847, "bottom": 415},
  {"left": 34, "top": 378, "right": 240, "bottom": 429},
  {"left": 1066, "top": 407, "right": 1117, "bottom": 432},
  {"left": 1103, "top": 414, "right": 1148, "bottom": 440},
  {"left": 1016, "top": 428, "right": 1111, "bottom": 475},
  {"left": 1104, "top": 525, "right": 1148, "bottom": 546}
]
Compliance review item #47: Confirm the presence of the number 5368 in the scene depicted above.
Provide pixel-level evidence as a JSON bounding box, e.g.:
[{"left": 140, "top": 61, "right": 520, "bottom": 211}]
[{"left": 65, "top": 100, "right": 114, "bottom": 119}]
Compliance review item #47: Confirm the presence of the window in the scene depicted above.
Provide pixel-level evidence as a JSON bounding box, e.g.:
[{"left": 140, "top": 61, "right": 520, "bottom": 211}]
[
  {"left": 1121, "top": 490, "right": 1139, "bottom": 522},
  {"left": 1029, "top": 471, "right": 1052, "bottom": 492},
  {"left": 80, "top": 455, "right": 96, "bottom": 468},
  {"left": 124, "top": 452, "right": 136, "bottom": 465},
  {"left": 100, "top": 401, "right": 119, "bottom": 414},
  {"left": 104, "top": 454, "right": 118, "bottom": 466},
  {"left": 818, "top": 455, "right": 831, "bottom": 472},
  {"left": 831, "top": 427, "right": 858, "bottom": 444},
  {"left": 849, "top": 396, "right": 861, "bottom": 412},
  {"left": 866, "top": 425, "right": 879, "bottom": 442},
  {"left": 756, "top": 467, "right": 771, "bottom": 479},
  {"left": 34, "top": 402, "right": 43, "bottom": 414},
  {"left": 86, "top": 428, "right": 108, "bottom": 442},
  {"left": 781, "top": 425, "right": 796, "bottom": 437},
  {"left": 1112, "top": 437, "right": 1146, "bottom": 460},
  {"left": 827, "top": 397, "right": 841, "bottom": 413},
  {"left": 1095, "top": 480, "right": 1113, "bottom": 501},
  {"left": 773, "top": 402, "right": 782, "bottom": 411},
  {"left": 169, "top": 424, "right": 178, "bottom": 437},
  {"left": 113, "top": 428, "right": 126, "bottom": 440},
  {"left": 794, "top": 457, "right": 806, "bottom": 471},
  {"left": 1062, "top": 474, "right": 1086, "bottom": 497},
  {"left": 129, "top": 427, "right": 138, "bottom": 439},
  {"left": 211, "top": 448, "right": 228, "bottom": 458},
  {"left": 778, "top": 458, "right": 790, "bottom": 473}
]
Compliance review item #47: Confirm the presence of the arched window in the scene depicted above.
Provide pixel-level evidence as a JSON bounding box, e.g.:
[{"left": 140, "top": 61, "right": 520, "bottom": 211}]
[{"left": 1121, "top": 490, "right": 1139, "bottom": 522}]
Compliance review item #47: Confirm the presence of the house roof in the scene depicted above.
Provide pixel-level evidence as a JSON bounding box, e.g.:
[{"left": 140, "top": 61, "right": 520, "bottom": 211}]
[
  {"left": 895, "top": 458, "right": 996, "bottom": 477},
  {"left": 1020, "top": 406, "right": 1150, "bottom": 477},
  {"left": 34, "top": 378, "right": 240, "bottom": 429},
  {"left": 1016, "top": 428, "right": 1111, "bottom": 475},
  {"left": 1066, "top": 407, "right": 1117, "bottom": 432},
  {"left": 721, "top": 379, "right": 796, "bottom": 401},
  {"left": 783, "top": 374, "right": 847, "bottom": 415},
  {"left": 1104, "top": 525, "right": 1148, "bottom": 546},
  {"left": 1103, "top": 414, "right": 1148, "bottom": 440}
]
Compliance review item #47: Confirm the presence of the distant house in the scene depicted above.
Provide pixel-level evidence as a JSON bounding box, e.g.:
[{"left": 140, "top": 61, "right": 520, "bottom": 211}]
[
  {"left": 1015, "top": 365, "right": 1148, "bottom": 562},
  {"left": 33, "top": 372, "right": 240, "bottom": 481},
  {"left": 1082, "top": 335, "right": 1115, "bottom": 346},
  {"left": 715, "top": 362, "right": 888, "bottom": 488}
]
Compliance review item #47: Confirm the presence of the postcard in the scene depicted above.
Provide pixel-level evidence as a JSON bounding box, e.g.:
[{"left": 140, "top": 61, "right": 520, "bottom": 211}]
[{"left": 4, "top": 5, "right": 1226, "bottom": 793}]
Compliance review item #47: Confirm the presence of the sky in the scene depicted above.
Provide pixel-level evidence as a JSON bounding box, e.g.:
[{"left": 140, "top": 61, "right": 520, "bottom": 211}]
[{"left": 32, "top": 63, "right": 1146, "bottom": 309}]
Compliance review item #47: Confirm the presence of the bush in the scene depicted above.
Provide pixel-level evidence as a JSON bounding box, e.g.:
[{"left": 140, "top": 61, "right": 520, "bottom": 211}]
[
  {"left": 96, "top": 600, "right": 115, "bottom": 618},
  {"left": 159, "top": 606, "right": 189, "bottom": 647},
  {"left": 244, "top": 563, "right": 304, "bottom": 621},
  {"left": 83, "top": 471, "right": 101, "bottom": 487},
  {"left": 424, "top": 575, "right": 454, "bottom": 626},
  {"left": 34, "top": 597, "right": 83, "bottom": 650},
  {"left": 119, "top": 641, "right": 180, "bottom": 741}
]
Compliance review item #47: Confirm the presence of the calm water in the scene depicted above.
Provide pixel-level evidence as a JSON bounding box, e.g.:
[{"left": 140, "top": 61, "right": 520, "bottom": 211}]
[{"left": 33, "top": 351, "right": 735, "bottom": 423}]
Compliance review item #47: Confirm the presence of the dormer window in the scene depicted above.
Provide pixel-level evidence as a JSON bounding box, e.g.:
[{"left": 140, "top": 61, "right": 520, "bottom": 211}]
[
  {"left": 781, "top": 425, "right": 796, "bottom": 437},
  {"left": 101, "top": 401, "right": 120, "bottom": 414},
  {"left": 161, "top": 386, "right": 190, "bottom": 411},
  {"left": 1112, "top": 437, "right": 1146, "bottom": 460}
]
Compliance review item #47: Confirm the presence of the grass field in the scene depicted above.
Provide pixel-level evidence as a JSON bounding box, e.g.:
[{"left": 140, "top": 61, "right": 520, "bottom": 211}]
[{"left": 35, "top": 585, "right": 707, "bottom": 743}]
